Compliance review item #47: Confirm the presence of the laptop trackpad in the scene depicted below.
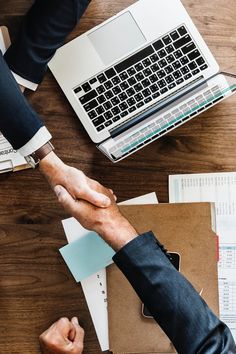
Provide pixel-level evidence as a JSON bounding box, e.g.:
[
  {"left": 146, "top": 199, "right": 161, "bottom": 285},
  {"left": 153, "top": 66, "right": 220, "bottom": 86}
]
[{"left": 88, "top": 11, "right": 146, "bottom": 66}]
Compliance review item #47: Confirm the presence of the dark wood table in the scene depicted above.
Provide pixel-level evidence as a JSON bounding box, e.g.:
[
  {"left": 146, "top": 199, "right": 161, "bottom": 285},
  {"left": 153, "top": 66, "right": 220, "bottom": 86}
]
[{"left": 0, "top": 0, "right": 236, "bottom": 352}]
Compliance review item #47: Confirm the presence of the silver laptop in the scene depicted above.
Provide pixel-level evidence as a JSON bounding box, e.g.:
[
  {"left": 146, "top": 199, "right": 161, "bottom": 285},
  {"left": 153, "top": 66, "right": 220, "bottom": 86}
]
[{"left": 48, "top": 0, "right": 236, "bottom": 162}]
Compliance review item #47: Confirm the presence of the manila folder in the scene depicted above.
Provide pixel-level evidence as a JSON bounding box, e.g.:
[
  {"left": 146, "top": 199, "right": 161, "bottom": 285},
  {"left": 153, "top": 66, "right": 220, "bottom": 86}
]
[{"left": 107, "top": 202, "right": 219, "bottom": 354}]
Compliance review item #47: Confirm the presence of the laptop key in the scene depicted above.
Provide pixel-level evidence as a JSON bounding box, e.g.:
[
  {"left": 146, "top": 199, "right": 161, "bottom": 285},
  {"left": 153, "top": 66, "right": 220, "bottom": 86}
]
[
  {"left": 96, "top": 106, "right": 104, "bottom": 115},
  {"left": 84, "top": 99, "right": 98, "bottom": 112},
  {"left": 192, "top": 68, "right": 200, "bottom": 75},
  {"left": 196, "top": 57, "right": 205, "bottom": 66},
  {"left": 88, "top": 110, "right": 97, "bottom": 119},
  {"left": 105, "top": 120, "right": 113, "bottom": 127},
  {"left": 189, "top": 61, "right": 197, "bottom": 70},
  {"left": 105, "top": 68, "right": 116, "bottom": 79},
  {"left": 142, "top": 88, "right": 151, "bottom": 97},
  {"left": 74, "top": 86, "right": 82, "bottom": 94},
  {"left": 127, "top": 97, "right": 136, "bottom": 106},
  {"left": 159, "top": 59, "right": 167, "bottom": 68},
  {"left": 143, "top": 68, "right": 152, "bottom": 77},
  {"left": 97, "top": 74, "right": 107, "bottom": 83},
  {"left": 111, "top": 97, "right": 120, "bottom": 106},
  {"left": 166, "top": 45, "right": 175, "bottom": 54},
  {"left": 182, "top": 42, "right": 196, "bottom": 54},
  {"left": 153, "top": 92, "right": 160, "bottom": 99},
  {"left": 119, "top": 92, "right": 128, "bottom": 101},
  {"left": 150, "top": 84, "right": 159, "bottom": 93},
  {"left": 136, "top": 72, "right": 145, "bottom": 81},
  {"left": 168, "top": 83, "right": 176, "bottom": 90},
  {"left": 157, "top": 70, "right": 166, "bottom": 79},
  {"left": 104, "top": 111, "right": 113, "bottom": 120},
  {"left": 128, "top": 106, "right": 136, "bottom": 113},
  {"left": 113, "top": 86, "right": 121, "bottom": 95},
  {"left": 120, "top": 71, "right": 128, "bottom": 80},
  {"left": 82, "top": 83, "right": 91, "bottom": 92},
  {"left": 97, "top": 124, "right": 105, "bottom": 131},
  {"left": 150, "top": 54, "right": 159, "bottom": 62},
  {"left": 188, "top": 49, "right": 201, "bottom": 61},
  {"left": 173, "top": 34, "right": 191, "bottom": 49},
  {"left": 158, "top": 49, "right": 167, "bottom": 58},
  {"left": 149, "top": 74, "right": 158, "bottom": 83},
  {"left": 97, "top": 85, "right": 105, "bottom": 94},
  {"left": 105, "top": 90, "right": 114, "bottom": 99},
  {"left": 112, "top": 106, "right": 121, "bottom": 115},
  {"left": 143, "top": 58, "right": 152, "bottom": 67},
  {"left": 177, "top": 26, "right": 187, "bottom": 36},
  {"left": 93, "top": 116, "right": 105, "bottom": 127},
  {"left": 165, "top": 65, "right": 174, "bottom": 74},
  {"left": 173, "top": 70, "right": 181, "bottom": 79},
  {"left": 89, "top": 78, "right": 97, "bottom": 85},
  {"left": 174, "top": 50, "right": 182, "bottom": 59},
  {"left": 135, "top": 93, "right": 143, "bottom": 102},
  {"left": 180, "top": 56, "right": 189, "bottom": 65},
  {"left": 184, "top": 73, "right": 192, "bottom": 80},
  {"left": 142, "top": 78, "right": 151, "bottom": 88},
  {"left": 158, "top": 79, "right": 167, "bottom": 88},
  {"left": 163, "top": 35, "right": 172, "bottom": 45},
  {"left": 120, "top": 102, "right": 128, "bottom": 111},
  {"left": 200, "top": 64, "right": 208, "bottom": 71},
  {"left": 104, "top": 101, "right": 112, "bottom": 110},
  {"left": 173, "top": 60, "right": 181, "bottom": 70},
  {"left": 120, "top": 111, "right": 129, "bottom": 117},
  {"left": 127, "top": 88, "right": 135, "bottom": 97},
  {"left": 137, "top": 101, "right": 144, "bottom": 108},
  {"left": 165, "top": 75, "right": 174, "bottom": 84},
  {"left": 166, "top": 54, "right": 175, "bottom": 63},
  {"left": 160, "top": 87, "right": 168, "bottom": 94},
  {"left": 153, "top": 39, "right": 164, "bottom": 51},
  {"left": 134, "top": 83, "right": 143, "bottom": 92},
  {"left": 79, "top": 89, "right": 97, "bottom": 104},
  {"left": 170, "top": 30, "right": 180, "bottom": 41},
  {"left": 128, "top": 77, "right": 137, "bottom": 86},
  {"left": 97, "top": 94, "right": 106, "bottom": 104},
  {"left": 104, "top": 81, "right": 113, "bottom": 90},
  {"left": 151, "top": 63, "right": 160, "bottom": 72},
  {"left": 120, "top": 81, "right": 129, "bottom": 90},
  {"left": 144, "top": 97, "right": 152, "bottom": 104},
  {"left": 181, "top": 66, "right": 189, "bottom": 75},
  {"left": 113, "top": 116, "right": 121, "bottom": 122},
  {"left": 112, "top": 76, "right": 121, "bottom": 85},
  {"left": 134, "top": 62, "right": 144, "bottom": 71},
  {"left": 127, "top": 67, "right": 136, "bottom": 76}
]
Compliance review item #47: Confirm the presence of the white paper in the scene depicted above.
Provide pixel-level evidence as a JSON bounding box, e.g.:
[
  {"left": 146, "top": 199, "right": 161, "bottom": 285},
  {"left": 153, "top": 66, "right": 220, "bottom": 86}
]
[
  {"left": 169, "top": 172, "right": 236, "bottom": 340},
  {"left": 0, "top": 27, "right": 29, "bottom": 173},
  {"left": 62, "top": 192, "right": 158, "bottom": 351}
]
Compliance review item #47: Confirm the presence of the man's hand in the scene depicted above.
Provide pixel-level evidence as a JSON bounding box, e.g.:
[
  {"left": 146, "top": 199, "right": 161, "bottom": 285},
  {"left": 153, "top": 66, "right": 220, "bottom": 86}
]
[
  {"left": 39, "top": 151, "right": 112, "bottom": 208},
  {"left": 39, "top": 317, "right": 84, "bottom": 354},
  {"left": 54, "top": 183, "right": 138, "bottom": 251}
]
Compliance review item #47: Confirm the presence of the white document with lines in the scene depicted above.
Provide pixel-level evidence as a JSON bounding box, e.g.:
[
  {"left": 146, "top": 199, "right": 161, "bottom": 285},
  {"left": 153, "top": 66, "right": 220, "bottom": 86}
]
[
  {"left": 0, "top": 26, "right": 29, "bottom": 173},
  {"left": 169, "top": 172, "right": 236, "bottom": 341}
]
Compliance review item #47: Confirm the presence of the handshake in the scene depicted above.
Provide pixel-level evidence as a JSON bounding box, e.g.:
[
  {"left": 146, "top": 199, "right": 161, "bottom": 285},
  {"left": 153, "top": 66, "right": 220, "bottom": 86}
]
[{"left": 39, "top": 152, "right": 138, "bottom": 354}]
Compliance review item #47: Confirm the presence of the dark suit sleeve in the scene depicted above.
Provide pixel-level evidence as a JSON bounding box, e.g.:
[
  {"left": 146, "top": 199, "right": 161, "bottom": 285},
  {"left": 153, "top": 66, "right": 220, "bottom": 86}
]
[
  {"left": 4, "top": 0, "right": 90, "bottom": 84},
  {"left": 113, "top": 232, "right": 236, "bottom": 354},
  {"left": 0, "top": 51, "right": 43, "bottom": 150}
]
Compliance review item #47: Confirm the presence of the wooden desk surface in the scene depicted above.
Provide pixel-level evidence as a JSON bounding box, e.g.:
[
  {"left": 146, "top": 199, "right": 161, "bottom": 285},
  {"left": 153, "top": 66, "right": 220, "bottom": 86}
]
[{"left": 0, "top": 0, "right": 236, "bottom": 352}]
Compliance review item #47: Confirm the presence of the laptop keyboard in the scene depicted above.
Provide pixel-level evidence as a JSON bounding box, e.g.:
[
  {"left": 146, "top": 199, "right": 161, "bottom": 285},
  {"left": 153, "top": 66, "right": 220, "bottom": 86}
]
[
  {"left": 109, "top": 85, "right": 226, "bottom": 160},
  {"left": 74, "top": 25, "right": 208, "bottom": 133}
]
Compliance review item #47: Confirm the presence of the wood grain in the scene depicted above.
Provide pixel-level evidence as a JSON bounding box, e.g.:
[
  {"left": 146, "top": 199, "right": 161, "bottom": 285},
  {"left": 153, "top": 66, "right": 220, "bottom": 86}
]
[{"left": 0, "top": 0, "right": 236, "bottom": 352}]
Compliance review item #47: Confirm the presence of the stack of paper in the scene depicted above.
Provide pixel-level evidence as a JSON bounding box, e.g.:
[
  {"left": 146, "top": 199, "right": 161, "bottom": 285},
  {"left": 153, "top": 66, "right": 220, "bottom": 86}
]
[
  {"left": 169, "top": 172, "right": 236, "bottom": 341},
  {"left": 61, "top": 192, "right": 158, "bottom": 351}
]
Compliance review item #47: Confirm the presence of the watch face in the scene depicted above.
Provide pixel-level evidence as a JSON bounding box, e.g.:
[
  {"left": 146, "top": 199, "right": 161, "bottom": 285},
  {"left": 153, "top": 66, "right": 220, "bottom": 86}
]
[{"left": 25, "top": 155, "right": 38, "bottom": 168}]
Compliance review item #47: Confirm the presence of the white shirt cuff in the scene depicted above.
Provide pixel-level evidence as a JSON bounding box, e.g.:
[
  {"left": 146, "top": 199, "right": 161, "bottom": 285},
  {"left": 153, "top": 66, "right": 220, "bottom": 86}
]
[
  {"left": 18, "top": 126, "right": 52, "bottom": 157},
  {"left": 11, "top": 71, "right": 38, "bottom": 91}
]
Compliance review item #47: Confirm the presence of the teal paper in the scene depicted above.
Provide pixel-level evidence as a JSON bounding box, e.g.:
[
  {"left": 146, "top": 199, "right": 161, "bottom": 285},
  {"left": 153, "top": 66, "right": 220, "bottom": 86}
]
[{"left": 59, "top": 231, "right": 115, "bottom": 282}]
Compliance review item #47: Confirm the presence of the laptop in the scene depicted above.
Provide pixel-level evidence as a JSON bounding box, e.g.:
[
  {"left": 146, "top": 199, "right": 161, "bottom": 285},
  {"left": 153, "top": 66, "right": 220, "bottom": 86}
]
[{"left": 48, "top": 0, "right": 236, "bottom": 162}]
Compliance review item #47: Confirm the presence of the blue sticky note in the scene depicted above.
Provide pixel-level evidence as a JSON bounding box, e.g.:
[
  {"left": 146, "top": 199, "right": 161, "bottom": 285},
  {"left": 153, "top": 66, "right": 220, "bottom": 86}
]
[{"left": 59, "top": 231, "right": 115, "bottom": 282}]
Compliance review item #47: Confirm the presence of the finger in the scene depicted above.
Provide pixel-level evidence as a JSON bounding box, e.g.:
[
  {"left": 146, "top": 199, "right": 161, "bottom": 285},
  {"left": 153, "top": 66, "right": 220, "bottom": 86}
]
[
  {"left": 71, "top": 317, "right": 85, "bottom": 343},
  {"left": 80, "top": 185, "right": 111, "bottom": 208}
]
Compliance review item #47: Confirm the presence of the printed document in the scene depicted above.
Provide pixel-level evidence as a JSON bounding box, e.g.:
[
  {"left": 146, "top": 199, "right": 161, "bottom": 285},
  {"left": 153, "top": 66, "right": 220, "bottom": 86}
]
[
  {"left": 62, "top": 192, "right": 158, "bottom": 351},
  {"left": 169, "top": 172, "right": 236, "bottom": 340}
]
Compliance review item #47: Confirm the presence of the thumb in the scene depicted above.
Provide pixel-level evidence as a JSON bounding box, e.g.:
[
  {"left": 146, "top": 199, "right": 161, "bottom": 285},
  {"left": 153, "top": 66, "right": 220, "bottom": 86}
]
[
  {"left": 81, "top": 184, "right": 111, "bottom": 208},
  {"left": 71, "top": 317, "right": 85, "bottom": 343},
  {"left": 54, "top": 185, "right": 82, "bottom": 215}
]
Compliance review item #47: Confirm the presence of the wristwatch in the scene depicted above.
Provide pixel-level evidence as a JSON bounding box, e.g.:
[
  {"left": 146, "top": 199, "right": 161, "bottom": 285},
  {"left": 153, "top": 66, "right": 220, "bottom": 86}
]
[{"left": 25, "top": 141, "right": 54, "bottom": 169}]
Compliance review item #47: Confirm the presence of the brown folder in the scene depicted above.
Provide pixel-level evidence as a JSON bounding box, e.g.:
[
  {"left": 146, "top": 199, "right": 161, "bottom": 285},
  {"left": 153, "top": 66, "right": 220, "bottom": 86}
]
[{"left": 107, "top": 203, "right": 219, "bottom": 354}]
